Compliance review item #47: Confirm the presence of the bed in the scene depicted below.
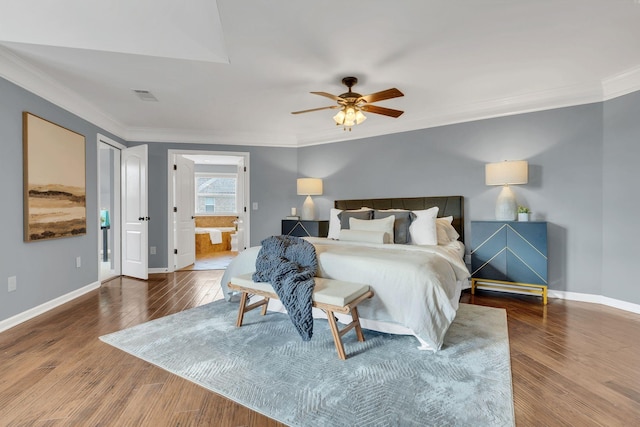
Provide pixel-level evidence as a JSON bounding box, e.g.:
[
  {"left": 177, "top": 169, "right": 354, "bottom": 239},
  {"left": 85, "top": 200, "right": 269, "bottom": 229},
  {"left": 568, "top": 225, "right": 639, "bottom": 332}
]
[{"left": 221, "top": 196, "right": 470, "bottom": 351}]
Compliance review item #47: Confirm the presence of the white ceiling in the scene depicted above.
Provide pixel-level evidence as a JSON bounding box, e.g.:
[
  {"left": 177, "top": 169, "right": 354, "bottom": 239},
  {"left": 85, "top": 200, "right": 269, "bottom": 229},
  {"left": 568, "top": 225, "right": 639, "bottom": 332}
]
[{"left": 2, "top": 0, "right": 640, "bottom": 147}]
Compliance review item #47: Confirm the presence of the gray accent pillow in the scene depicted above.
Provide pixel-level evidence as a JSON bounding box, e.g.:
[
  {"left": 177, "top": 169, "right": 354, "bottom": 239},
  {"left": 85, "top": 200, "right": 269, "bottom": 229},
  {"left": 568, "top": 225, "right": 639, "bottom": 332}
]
[
  {"left": 338, "top": 210, "right": 373, "bottom": 230},
  {"left": 374, "top": 210, "right": 412, "bottom": 244}
]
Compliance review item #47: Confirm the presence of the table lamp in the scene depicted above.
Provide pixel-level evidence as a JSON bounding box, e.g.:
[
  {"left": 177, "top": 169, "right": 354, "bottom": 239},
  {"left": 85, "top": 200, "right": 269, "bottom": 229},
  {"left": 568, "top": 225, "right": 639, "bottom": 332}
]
[
  {"left": 297, "top": 178, "right": 323, "bottom": 220},
  {"left": 485, "top": 160, "right": 528, "bottom": 220}
]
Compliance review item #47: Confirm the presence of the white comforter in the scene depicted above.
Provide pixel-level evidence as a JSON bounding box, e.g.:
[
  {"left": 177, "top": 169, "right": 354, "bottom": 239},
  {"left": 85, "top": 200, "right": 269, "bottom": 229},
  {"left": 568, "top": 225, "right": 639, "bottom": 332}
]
[{"left": 221, "top": 237, "right": 470, "bottom": 351}]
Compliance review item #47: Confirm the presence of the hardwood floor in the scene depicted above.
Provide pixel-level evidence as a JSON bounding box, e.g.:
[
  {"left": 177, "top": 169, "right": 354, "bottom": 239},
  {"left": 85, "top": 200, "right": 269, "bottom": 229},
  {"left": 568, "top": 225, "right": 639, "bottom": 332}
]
[
  {"left": 1, "top": 273, "right": 639, "bottom": 426},
  {"left": 460, "top": 291, "right": 640, "bottom": 426},
  {"left": 180, "top": 251, "right": 238, "bottom": 271}
]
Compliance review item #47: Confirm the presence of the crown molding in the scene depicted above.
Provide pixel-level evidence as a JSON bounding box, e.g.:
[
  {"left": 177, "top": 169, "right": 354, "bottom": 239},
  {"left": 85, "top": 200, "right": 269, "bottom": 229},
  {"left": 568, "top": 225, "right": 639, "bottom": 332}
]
[
  {"left": 408, "top": 81, "right": 604, "bottom": 130},
  {"left": 296, "top": 81, "right": 605, "bottom": 147},
  {"left": 0, "top": 46, "right": 126, "bottom": 138},
  {"left": 123, "top": 126, "right": 299, "bottom": 147},
  {"left": 601, "top": 65, "right": 640, "bottom": 101},
  {"left": 3, "top": 43, "right": 639, "bottom": 148}
]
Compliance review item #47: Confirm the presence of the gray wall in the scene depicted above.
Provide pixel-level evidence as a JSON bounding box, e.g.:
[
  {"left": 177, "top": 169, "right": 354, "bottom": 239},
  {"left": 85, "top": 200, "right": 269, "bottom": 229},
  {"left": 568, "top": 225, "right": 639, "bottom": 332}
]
[
  {"left": 0, "top": 77, "right": 125, "bottom": 323},
  {"left": 298, "top": 103, "right": 606, "bottom": 298},
  {"left": 2, "top": 73, "right": 639, "bottom": 326},
  {"left": 603, "top": 90, "right": 640, "bottom": 304}
]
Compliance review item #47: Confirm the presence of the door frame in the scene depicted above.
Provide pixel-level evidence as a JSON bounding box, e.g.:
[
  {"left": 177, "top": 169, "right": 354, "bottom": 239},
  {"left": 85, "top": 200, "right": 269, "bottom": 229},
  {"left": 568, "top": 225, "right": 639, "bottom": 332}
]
[
  {"left": 167, "top": 149, "right": 250, "bottom": 272},
  {"left": 96, "top": 134, "right": 125, "bottom": 281}
]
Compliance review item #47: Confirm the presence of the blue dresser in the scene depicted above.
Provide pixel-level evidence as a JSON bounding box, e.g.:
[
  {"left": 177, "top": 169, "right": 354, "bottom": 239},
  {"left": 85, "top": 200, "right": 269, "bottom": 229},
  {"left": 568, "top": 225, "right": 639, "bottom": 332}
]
[{"left": 470, "top": 221, "right": 548, "bottom": 304}]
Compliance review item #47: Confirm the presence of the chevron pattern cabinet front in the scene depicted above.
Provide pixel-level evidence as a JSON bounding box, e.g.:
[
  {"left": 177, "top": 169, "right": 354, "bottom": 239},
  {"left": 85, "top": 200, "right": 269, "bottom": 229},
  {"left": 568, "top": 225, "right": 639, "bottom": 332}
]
[{"left": 470, "top": 221, "right": 548, "bottom": 303}]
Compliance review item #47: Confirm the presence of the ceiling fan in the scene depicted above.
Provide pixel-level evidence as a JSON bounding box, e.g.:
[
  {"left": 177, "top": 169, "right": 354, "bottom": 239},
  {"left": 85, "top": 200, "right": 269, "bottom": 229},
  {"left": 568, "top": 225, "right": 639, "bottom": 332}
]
[{"left": 291, "top": 77, "right": 404, "bottom": 131}]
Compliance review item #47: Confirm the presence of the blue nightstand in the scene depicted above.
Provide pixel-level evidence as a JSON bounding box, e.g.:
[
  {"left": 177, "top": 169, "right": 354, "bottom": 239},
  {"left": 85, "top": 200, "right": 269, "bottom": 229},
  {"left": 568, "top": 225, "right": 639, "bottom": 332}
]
[{"left": 470, "top": 221, "right": 548, "bottom": 304}]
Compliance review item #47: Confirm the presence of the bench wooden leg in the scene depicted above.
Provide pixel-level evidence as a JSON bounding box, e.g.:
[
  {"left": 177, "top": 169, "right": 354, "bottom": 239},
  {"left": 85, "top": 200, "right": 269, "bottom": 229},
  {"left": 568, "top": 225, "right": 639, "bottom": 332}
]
[
  {"left": 236, "top": 292, "right": 270, "bottom": 328},
  {"left": 236, "top": 291, "right": 248, "bottom": 327},
  {"left": 326, "top": 310, "right": 347, "bottom": 360},
  {"left": 351, "top": 307, "right": 365, "bottom": 342}
]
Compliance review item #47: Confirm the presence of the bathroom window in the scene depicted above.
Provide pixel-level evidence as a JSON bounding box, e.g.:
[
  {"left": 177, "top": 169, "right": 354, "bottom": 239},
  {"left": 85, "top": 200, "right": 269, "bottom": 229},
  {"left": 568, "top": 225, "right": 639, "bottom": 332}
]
[{"left": 195, "top": 173, "right": 237, "bottom": 214}]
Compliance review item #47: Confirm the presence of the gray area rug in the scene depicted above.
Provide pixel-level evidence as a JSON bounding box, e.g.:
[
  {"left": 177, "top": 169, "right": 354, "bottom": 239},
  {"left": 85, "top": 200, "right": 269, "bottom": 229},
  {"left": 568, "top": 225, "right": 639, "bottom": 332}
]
[{"left": 100, "top": 300, "right": 514, "bottom": 427}]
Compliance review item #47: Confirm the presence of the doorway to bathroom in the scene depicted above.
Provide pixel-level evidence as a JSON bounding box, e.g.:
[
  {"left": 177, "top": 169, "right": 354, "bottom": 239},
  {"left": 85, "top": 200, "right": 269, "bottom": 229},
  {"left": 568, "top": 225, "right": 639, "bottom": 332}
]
[{"left": 167, "top": 149, "right": 250, "bottom": 271}]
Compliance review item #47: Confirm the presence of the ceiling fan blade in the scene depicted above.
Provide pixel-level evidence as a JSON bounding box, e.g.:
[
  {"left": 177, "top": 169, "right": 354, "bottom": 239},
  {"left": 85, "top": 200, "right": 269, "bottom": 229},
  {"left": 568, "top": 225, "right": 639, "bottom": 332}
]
[
  {"left": 359, "top": 88, "right": 404, "bottom": 104},
  {"left": 361, "top": 104, "right": 404, "bottom": 118},
  {"left": 291, "top": 105, "right": 339, "bottom": 114},
  {"left": 310, "top": 91, "right": 344, "bottom": 102}
]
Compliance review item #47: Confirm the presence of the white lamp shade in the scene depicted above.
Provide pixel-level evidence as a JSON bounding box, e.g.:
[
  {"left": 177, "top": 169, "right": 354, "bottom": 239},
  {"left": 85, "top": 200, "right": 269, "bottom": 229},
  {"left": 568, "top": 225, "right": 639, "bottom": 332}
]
[
  {"left": 297, "top": 178, "right": 323, "bottom": 195},
  {"left": 485, "top": 160, "right": 528, "bottom": 185}
]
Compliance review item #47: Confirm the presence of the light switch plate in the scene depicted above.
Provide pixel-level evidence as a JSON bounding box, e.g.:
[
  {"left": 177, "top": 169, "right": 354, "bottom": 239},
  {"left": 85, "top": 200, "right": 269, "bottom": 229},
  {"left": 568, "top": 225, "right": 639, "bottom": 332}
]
[{"left": 8, "top": 276, "right": 17, "bottom": 292}]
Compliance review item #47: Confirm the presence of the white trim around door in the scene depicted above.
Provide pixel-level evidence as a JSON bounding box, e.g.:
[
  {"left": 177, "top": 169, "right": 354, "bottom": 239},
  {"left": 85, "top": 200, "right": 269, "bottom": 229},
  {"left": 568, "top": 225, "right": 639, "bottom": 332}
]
[{"left": 96, "top": 134, "right": 125, "bottom": 281}]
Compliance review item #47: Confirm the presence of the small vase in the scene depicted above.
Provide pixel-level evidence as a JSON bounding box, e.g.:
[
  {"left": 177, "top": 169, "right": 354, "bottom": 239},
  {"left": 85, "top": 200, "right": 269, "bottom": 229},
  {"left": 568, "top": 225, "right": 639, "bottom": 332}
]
[{"left": 518, "top": 213, "right": 530, "bottom": 222}]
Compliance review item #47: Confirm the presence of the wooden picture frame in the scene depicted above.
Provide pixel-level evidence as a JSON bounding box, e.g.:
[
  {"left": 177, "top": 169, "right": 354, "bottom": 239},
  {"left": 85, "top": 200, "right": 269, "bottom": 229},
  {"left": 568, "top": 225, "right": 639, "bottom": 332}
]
[{"left": 23, "top": 112, "right": 87, "bottom": 242}]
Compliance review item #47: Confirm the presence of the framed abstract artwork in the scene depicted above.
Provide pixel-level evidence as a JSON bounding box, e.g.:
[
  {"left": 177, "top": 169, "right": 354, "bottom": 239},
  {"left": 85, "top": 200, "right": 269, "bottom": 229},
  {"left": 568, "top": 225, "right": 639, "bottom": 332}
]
[{"left": 23, "top": 112, "right": 87, "bottom": 241}]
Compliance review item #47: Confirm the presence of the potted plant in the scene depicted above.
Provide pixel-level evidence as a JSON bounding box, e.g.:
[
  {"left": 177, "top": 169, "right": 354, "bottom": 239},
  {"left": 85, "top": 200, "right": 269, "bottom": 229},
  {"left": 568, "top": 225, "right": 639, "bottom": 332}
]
[{"left": 517, "top": 205, "right": 531, "bottom": 222}]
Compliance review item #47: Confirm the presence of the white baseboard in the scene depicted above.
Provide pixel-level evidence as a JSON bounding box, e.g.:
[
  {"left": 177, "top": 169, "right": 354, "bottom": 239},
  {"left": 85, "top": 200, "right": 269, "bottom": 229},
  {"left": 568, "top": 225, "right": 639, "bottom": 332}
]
[
  {"left": 0, "top": 281, "right": 101, "bottom": 333},
  {"left": 548, "top": 290, "right": 640, "bottom": 314},
  {"left": 148, "top": 267, "right": 170, "bottom": 274}
]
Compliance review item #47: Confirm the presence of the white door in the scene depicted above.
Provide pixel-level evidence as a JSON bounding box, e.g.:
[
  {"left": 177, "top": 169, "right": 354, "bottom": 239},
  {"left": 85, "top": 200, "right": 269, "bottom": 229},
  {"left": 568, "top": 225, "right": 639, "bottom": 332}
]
[
  {"left": 121, "top": 145, "right": 148, "bottom": 280},
  {"left": 175, "top": 155, "right": 195, "bottom": 269},
  {"left": 236, "top": 158, "right": 247, "bottom": 251}
]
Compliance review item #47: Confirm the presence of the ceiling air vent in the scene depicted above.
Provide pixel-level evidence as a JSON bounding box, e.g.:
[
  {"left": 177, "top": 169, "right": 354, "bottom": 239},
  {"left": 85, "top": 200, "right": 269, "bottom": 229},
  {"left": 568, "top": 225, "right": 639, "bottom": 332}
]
[{"left": 132, "top": 89, "right": 159, "bottom": 102}]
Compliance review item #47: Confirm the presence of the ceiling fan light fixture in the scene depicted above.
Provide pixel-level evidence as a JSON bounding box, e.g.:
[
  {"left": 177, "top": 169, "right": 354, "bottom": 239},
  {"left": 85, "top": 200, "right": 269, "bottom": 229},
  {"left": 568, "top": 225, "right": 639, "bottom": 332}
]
[
  {"left": 294, "top": 76, "right": 402, "bottom": 131},
  {"left": 333, "top": 104, "right": 366, "bottom": 130},
  {"left": 343, "top": 107, "right": 356, "bottom": 127}
]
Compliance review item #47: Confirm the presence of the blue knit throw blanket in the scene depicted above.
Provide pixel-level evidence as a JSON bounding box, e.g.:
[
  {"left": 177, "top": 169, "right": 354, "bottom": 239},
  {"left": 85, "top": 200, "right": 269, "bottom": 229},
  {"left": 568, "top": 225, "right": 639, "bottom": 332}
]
[{"left": 253, "top": 235, "right": 317, "bottom": 341}]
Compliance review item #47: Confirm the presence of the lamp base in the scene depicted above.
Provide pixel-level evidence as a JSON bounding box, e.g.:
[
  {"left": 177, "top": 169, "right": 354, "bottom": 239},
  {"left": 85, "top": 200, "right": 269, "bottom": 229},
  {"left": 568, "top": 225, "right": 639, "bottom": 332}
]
[
  {"left": 301, "top": 195, "right": 316, "bottom": 220},
  {"left": 495, "top": 186, "right": 517, "bottom": 221}
]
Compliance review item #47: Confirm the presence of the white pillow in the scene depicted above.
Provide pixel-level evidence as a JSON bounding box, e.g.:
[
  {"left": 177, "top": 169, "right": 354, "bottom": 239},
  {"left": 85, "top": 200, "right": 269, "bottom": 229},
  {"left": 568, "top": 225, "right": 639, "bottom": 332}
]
[
  {"left": 436, "top": 216, "right": 460, "bottom": 243},
  {"left": 327, "top": 208, "right": 342, "bottom": 239},
  {"left": 338, "top": 229, "right": 386, "bottom": 244},
  {"left": 435, "top": 222, "right": 451, "bottom": 245},
  {"left": 328, "top": 207, "right": 372, "bottom": 239},
  {"left": 409, "top": 207, "right": 439, "bottom": 245},
  {"left": 349, "top": 215, "right": 395, "bottom": 244}
]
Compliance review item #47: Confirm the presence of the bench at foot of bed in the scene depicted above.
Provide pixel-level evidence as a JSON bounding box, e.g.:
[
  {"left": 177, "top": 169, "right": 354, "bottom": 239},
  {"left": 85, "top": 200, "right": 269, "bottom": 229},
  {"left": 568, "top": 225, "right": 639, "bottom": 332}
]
[{"left": 228, "top": 273, "right": 374, "bottom": 360}]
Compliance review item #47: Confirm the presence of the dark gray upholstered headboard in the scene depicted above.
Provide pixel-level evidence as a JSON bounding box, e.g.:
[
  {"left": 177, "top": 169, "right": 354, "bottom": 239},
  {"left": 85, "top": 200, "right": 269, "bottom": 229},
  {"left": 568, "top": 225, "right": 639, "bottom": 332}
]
[{"left": 334, "top": 196, "right": 464, "bottom": 243}]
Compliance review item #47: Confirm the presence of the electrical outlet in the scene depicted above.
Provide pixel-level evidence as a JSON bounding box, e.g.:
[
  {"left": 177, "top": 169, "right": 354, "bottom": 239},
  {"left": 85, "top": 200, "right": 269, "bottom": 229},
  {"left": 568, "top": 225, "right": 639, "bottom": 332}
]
[
  {"left": 252, "top": 202, "right": 258, "bottom": 210},
  {"left": 76, "top": 256, "right": 82, "bottom": 268},
  {"left": 150, "top": 246, "right": 156, "bottom": 255},
  {"left": 8, "top": 276, "right": 17, "bottom": 292}
]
